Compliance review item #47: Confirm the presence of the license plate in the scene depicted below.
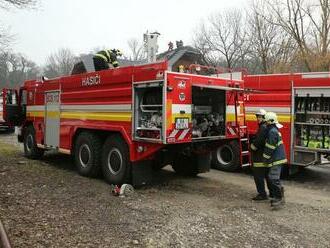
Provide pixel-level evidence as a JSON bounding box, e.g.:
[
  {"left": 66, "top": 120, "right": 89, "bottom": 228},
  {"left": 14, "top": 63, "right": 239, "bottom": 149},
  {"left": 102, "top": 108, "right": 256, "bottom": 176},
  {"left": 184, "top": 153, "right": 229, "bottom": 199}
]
[{"left": 175, "top": 118, "right": 189, "bottom": 129}]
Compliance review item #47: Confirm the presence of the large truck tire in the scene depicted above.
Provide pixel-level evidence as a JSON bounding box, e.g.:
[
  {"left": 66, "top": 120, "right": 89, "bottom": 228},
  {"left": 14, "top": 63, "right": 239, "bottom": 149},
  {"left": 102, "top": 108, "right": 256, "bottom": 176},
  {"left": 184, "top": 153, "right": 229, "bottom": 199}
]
[
  {"left": 74, "top": 132, "right": 102, "bottom": 177},
  {"left": 24, "top": 125, "right": 44, "bottom": 159},
  {"left": 212, "top": 140, "right": 240, "bottom": 172},
  {"left": 172, "top": 154, "right": 198, "bottom": 176},
  {"left": 101, "top": 134, "right": 131, "bottom": 185}
]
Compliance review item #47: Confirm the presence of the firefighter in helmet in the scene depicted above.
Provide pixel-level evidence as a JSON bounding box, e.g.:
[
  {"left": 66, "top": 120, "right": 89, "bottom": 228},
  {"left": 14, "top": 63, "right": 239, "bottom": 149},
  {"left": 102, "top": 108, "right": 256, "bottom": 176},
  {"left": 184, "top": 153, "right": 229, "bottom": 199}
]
[
  {"left": 250, "top": 109, "right": 273, "bottom": 201},
  {"left": 93, "top": 49, "right": 122, "bottom": 71},
  {"left": 71, "top": 49, "right": 122, "bottom": 75},
  {"left": 263, "top": 112, "right": 287, "bottom": 209}
]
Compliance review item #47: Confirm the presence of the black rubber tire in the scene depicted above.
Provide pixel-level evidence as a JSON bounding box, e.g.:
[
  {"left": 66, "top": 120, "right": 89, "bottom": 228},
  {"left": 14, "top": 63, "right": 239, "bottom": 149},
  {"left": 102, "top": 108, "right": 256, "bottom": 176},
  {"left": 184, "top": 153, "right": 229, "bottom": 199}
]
[
  {"left": 101, "top": 134, "right": 131, "bottom": 185},
  {"left": 74, "top": 132, "right": 102, "bottom": 177},
  {"left": 172, "top": 153, "right": 198, "bottom": 176},
  {"left": 211, "top": 140, "right": 240, "bottom": 172},
  {"left": 23, "top": 125, "right": 44, "bottom": 159}
]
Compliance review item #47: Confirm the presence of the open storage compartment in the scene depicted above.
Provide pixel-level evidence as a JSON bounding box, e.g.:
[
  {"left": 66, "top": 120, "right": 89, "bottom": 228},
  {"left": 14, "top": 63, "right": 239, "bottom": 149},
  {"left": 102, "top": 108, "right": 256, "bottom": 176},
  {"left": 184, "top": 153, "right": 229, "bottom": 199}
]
[
  {"left": 192, "top": 85, "right": 226, "bottom": 140},
  {"left": 293, "top": 88, "right": 330, "bottom": 165},
  {"left": 133, "top": 80, "right": 164, "bottom": 143}
]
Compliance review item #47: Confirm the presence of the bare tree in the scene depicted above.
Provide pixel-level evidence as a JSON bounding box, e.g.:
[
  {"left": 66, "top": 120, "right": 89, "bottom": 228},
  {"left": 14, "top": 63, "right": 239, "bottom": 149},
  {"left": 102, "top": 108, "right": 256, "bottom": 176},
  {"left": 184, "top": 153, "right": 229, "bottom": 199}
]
[
  {"left": 0, "top": 0, "right": 38, "bottom": 9},
  {"left": 0, "top": 0, "right": 39, "bottom": 52},
  {"left": 262, "top": 0, "right": 330, "bottom": 71},
  {"left": 127, "top": 38, "right": 145, "bottom": 61},
  {"left": 193, "top": 23, "right": 220, "bottom": 66},
  {"left": 0, "top": 51, "right": 40, "bottom": 87},
  {"left": 43, "top": 48, "right": 77, "bottom": 78},
  {"left": 303, "top": 0, "right": 330, "bottom": 70},
  {"left": 247, "top": 0, "right": 297, "bottom": 73},
  {"left": 0, "top": 25, "right": 13, "bottom": 52},
  {"left": 194, "top": 9, "right": 250, "bottom": 69}
]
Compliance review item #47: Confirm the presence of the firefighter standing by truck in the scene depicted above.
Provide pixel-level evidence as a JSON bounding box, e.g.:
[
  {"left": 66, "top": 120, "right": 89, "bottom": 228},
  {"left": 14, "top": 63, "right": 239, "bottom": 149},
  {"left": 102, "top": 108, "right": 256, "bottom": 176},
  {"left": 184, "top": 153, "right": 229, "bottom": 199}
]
[
  {"left": 263, "top": 112, "right": 287, "bottom": 209},
  {"left": 250, "top": 109, "right": 273, "bottom": 201}
]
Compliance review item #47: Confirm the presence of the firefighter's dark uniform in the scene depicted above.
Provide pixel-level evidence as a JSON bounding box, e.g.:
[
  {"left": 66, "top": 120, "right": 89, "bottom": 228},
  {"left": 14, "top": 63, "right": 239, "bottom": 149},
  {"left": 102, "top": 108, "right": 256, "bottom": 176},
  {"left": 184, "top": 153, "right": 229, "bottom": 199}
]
[
  {"left": 263, "top": 124, "right": 287, "bottom": 204},
  {"left": 71, "top": 49, "right": 119, "bottom": 75},
  {"left": 250, "top": 121, "right": 272, "bottom": 199},
  {"left": 93, "top": 49, "right": 119, "bottom": 71}
]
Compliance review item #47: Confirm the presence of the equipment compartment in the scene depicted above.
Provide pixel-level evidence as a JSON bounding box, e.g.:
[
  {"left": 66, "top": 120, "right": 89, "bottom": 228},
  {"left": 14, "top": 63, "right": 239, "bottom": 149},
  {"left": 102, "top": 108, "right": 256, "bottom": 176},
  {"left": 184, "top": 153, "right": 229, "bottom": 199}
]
[
  {"left": 192, "top": 86, "right": 226, "bottom": 139},
  {"left": 133, "top": 81, "right": 164, "bottom": 142}
]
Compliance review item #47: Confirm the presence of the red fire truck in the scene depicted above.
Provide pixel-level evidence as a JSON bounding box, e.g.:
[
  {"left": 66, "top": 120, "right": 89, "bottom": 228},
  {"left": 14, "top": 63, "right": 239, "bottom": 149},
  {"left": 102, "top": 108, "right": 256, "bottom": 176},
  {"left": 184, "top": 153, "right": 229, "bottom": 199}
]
[
  {"left": 0, "top": 90, "right": 15, "bottom": 132},
  {"left": 2, "top": 61, "right": 251, "bottom": 185},
  {"left": 244, "top": 72, "right": 330, "bottom": 174}
]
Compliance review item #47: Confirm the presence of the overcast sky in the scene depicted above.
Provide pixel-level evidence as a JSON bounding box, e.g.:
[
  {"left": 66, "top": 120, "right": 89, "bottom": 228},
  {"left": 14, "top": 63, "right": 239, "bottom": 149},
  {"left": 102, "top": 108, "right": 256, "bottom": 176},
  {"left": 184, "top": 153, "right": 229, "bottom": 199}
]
[{"left": 1, "top": 0, "right": 246, "bottom": 65}]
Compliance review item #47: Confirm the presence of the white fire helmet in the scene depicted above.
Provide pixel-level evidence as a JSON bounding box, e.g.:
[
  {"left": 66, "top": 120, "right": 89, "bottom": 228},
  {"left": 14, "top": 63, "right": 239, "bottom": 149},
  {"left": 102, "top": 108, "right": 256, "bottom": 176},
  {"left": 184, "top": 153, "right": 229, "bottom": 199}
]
[
  {"left": 264, "top": 112, "right": 283, "bottom": 129},
  {"left": 255, "top": 109, "right": 267, "bottom": 117}
]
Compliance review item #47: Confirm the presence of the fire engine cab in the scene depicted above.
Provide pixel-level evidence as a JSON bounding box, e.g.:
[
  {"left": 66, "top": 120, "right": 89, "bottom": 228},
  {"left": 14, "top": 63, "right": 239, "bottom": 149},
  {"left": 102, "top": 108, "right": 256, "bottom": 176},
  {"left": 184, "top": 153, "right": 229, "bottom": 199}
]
[
  {"left": 0, "top": 89, "right": 16, "bottom": 132},
  {"left": 2, "top": 60, "right": 250, "bottom": 185}
]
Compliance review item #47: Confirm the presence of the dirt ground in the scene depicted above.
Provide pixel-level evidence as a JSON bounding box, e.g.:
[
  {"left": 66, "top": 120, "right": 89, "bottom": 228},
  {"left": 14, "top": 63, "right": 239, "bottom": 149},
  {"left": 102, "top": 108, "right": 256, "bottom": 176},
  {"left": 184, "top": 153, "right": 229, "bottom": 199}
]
[{"left": 1, "top": 131, "right": 330, "bottom": 248}]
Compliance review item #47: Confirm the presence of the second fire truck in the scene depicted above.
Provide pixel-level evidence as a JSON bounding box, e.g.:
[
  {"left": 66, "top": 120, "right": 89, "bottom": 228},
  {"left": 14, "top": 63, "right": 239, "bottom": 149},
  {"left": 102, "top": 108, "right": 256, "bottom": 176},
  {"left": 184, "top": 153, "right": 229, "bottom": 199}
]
[{"left": 245, "top": 72, "right": 330, "bottom": 174}]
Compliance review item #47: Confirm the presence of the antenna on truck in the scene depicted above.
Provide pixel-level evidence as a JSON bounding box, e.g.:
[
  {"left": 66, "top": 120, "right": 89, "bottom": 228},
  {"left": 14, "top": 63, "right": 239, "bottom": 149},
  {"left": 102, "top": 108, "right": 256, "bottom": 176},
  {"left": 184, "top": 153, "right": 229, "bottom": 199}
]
[{"left": 144, "top": 31, "right": 160, "bottom": 63}]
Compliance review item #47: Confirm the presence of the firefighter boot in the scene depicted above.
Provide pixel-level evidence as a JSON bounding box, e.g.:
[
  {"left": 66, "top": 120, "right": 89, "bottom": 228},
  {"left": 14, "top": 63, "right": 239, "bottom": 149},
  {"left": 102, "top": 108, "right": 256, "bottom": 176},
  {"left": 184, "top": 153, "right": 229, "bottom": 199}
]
[
  {"left": 271, "top": 198, "right": 284, "bottom": 210},
  {"left": 281, "top": 187, "right": 285, "bottom": 204},
  {"left": 252, "top": 194, "right": 268, "bottom": 201}
]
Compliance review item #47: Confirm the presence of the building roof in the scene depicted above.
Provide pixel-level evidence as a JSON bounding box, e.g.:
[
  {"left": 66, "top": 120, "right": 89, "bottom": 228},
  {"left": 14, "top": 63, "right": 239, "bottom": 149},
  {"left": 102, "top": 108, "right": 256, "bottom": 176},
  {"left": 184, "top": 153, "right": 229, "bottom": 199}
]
[
  {"left": 119, "top": 45, "right": 203, "bottom": 70},
  {"left": 157, "top": 45, "right": 203, "bottom": 69}
]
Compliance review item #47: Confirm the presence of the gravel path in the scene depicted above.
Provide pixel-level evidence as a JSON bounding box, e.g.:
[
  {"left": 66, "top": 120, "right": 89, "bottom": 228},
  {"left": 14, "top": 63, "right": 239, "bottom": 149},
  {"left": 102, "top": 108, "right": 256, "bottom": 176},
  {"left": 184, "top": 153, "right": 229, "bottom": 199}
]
[{"left": 1, "top": 133, "right": 330, "bottom": 247}]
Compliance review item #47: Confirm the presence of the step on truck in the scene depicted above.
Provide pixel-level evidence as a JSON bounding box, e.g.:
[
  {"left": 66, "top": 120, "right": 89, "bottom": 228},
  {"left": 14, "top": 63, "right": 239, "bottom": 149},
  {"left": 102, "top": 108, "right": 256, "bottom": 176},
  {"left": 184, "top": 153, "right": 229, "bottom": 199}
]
[
  {"left": 245, "top": 72, "right": 330, "bottom": 174},
  {"left": 2, "top": 60, "right": 250, "bottom": 185}
]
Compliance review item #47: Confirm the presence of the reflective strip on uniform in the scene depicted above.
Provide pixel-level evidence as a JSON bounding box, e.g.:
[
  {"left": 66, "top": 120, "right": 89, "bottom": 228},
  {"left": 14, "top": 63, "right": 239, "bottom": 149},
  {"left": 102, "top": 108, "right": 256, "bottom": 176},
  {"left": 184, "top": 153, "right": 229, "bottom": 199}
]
[
  {"left": 95, "top": 53, "right": 108, "bottom": 61},
  {"left": 272, "top": 159, "right": 288, "bottom": 166},
  {"left": 253, "top": 162, "right": 267, "bottom": 167},
  {"left": 263, "top": 153, "right": 271, "bottom": 159},
  {"left": 105, "top": 50, "right": 111, "bottom": 60},
  {"left": 277, "top": 140, "right": 283, "bottom": 146},
  {"left": 112, "top": 61, "right": 119, "bottom": 65},
  {"left": 250, "top": 143, "right": 257, "bottom": 151},
  {"left": 265, "top": 143, "right": 276, "bottom": 150}
]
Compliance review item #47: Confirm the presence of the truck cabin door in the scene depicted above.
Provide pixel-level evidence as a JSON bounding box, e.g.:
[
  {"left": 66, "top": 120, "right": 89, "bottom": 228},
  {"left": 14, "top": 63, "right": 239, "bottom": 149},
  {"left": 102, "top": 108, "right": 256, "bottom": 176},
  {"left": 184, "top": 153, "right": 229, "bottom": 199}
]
[
  {"left": 1, "top": 88, "right": 23, "bottom": 126},
  {"left": 44, "top": 91, "right": 60, "bottom": 148}
]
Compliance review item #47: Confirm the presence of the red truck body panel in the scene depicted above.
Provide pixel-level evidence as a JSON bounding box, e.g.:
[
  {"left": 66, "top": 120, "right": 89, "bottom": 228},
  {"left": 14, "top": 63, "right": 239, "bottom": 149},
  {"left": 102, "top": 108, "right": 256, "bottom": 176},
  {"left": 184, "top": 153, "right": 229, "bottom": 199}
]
[
  {"left": 22, "top": 61, "right": 243, "bottom": 163},
  {"left": 245, "top": 72, "right": 330, "bottom": 164}
]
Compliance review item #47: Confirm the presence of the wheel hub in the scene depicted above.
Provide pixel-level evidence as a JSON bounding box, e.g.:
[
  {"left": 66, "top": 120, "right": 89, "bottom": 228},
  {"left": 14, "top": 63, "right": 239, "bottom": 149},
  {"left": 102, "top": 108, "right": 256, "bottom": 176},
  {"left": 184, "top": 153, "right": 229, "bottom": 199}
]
[
  {"left": 217, "top": 145, "right": 233, "bottom": 165},
  {"left": 26, "top": 134, "right": 34, "bottom": 152},
  {"left": 79, "top": 144, "right": 91, "bottom": 168},
  {"left": 107, "top": 148, "right": 122, "bottom": 175}
]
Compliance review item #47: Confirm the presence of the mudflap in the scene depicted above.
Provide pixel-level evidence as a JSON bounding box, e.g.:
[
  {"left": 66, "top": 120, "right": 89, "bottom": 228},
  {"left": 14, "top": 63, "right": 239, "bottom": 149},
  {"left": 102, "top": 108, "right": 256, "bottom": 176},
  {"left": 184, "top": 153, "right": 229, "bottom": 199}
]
[
  {"left": 132, "top": 160, "right": 154, "bottom": 187},
  {"left": 196, "top": 152, "right": 211, "bottom": 173}
]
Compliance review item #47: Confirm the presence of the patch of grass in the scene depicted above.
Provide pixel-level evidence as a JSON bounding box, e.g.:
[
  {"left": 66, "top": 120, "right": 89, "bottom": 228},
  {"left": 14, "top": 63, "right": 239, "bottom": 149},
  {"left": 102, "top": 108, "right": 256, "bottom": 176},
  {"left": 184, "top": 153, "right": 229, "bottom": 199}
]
[{"left": 0, "top": 141, "right": 19, "bottom": 156}]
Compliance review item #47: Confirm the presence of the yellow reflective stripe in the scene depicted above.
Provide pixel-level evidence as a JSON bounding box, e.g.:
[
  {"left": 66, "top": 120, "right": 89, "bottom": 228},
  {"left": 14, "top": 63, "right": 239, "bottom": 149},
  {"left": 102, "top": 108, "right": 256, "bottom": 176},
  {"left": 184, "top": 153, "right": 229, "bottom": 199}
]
[
  {"left": 277, "top": 140, "right": 283, "bottom": 146},
  {"left": 27, "top": 111, "right": 44, "bottom": 117},
  {"left": 95, "top": 53, "right": 108, "bottom": 61},
  {"left": 61, "top": 112, "right": 131, "bottom": 122},
  {"left": 112, "top": 61, "right": 118, "bottom": 65},
  {"left": 105, "top": 50, "right": 110, "bottom": 60},
  {"left": 253, "top": 162, "right": 267, "bottom": 167},
  {"left": 250, "top": 143, "right": 257, "bottom": 151},
  {"left": 265, "top": 143, "right": 276, "bottom": 149},
  {"left": 263, "top": 153, "right": 271, "bottom": 159},
  {"left": 46, "top": 111, "right": 60, "bottom": 119},
  {"left": 272, "top": 159, "right": 287, "bottom": 166}
]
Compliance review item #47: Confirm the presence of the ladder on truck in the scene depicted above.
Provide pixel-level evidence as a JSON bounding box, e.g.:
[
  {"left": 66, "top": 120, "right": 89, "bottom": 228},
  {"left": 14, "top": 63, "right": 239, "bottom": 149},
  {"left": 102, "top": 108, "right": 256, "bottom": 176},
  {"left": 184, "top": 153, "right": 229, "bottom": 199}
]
[{"left": 234, "top": 88, "right": 252, "bottom": 168}]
